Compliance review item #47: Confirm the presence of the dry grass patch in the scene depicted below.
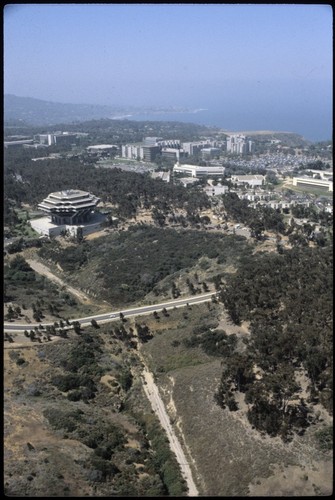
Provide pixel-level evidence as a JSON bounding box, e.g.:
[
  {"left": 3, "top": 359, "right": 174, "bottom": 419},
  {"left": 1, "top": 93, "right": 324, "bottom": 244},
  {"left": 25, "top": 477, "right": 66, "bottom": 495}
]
[
  {"left": 138, "top": 303, "right": 333, "bottom": 496},
  {"left": 156, "top": 360, "right": 332, "bottom": 496}
]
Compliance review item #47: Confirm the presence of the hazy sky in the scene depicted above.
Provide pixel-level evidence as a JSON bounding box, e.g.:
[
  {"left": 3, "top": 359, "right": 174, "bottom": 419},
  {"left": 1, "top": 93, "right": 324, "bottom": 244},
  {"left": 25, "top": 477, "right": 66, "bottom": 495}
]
[{"left": 4, "top": 3, "right": 333, "bottom": 139}]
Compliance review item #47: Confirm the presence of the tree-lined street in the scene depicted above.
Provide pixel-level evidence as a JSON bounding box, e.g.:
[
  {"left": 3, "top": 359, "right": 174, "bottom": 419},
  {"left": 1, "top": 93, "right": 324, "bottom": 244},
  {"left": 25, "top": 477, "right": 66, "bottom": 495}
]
[{"left": 4, "top": 292, "right": 216, "bottom": 332}]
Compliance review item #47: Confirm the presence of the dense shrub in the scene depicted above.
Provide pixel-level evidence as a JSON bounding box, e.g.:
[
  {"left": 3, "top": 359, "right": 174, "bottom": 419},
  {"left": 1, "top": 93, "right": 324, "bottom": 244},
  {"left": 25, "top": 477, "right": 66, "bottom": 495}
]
[
  {"left": 315, "top": 426, "right": 333, "bottom": 451},
  {"left": 185, "top": 329, "right": 237, "bottom": 357},
  {"left": 38, "top": 225, "right": 252, "bottom": 306},
  {"left": 216, "top": 245, "right": 333, "bottom": 440},
  {"left": 43, "top": 408, "right": 84, "bottom": 432},
  {"left": 137, "top": 414, "right": 187, "bottom": 496}
]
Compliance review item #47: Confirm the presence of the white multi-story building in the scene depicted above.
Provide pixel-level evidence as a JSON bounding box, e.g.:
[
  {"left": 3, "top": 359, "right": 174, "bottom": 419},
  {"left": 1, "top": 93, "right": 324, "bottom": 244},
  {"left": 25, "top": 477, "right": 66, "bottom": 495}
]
[
  {"left": 35, "top": 132, "right": 77, "bottom": 146},
  {"left": 182, "top": 140, "right": 216, "bottom": 156},
  {"left": 226, "top": 135, "right": 253, "bottom": 154},
  {"left": 151, "top": 171, "right": 171, "bottom": 182},
  {"left": 201, "top": 147, "right": 221, "bottom": 160},
  {"left": 121, "top": 144, "right": 144, "bottom": 160},
  {"left": 204, "top": 184, "right": 229, "bottom": 197}
]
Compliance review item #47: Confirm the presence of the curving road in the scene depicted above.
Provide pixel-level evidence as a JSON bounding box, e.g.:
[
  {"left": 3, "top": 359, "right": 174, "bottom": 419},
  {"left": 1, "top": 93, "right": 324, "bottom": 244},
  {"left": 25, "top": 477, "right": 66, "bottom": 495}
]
[{"left": 4, "top": 292, "right": 216, "bottom": 332}]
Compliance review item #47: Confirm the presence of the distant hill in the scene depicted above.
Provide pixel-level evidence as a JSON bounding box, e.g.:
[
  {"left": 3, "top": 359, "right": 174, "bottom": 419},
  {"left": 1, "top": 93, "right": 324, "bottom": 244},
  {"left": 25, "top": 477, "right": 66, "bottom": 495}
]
[
  {"left": 4, "top": 94, "right": 130, "bottom": 126},
  {"left": 4, "top": 95, "right": 312, "bottom": 147}
]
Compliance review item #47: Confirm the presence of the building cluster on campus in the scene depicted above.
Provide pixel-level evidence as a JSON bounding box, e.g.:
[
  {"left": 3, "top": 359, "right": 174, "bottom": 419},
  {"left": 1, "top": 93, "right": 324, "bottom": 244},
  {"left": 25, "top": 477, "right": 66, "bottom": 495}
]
[
  {"left": 6, "top": 125, "right": 333, "bottom": 240},
  {"left": 120, "top": 135, "right": 253, "bottom": 162},
  {"left": 122, "top": 136, "right": 183, "bottom": 162},
  {"left": 4, "top": 131, "right": 88, "bottom": 149}
]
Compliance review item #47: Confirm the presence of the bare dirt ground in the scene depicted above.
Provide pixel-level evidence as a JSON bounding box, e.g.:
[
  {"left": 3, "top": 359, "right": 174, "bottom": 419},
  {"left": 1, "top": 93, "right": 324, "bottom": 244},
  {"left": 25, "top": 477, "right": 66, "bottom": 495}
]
[{"left": 4, "top": 332, "right": 63, "bottom": 349}]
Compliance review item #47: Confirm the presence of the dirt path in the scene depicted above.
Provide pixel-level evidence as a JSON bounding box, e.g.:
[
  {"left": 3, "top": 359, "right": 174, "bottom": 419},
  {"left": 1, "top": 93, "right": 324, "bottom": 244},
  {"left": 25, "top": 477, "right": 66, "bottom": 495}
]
[
  {"left": 141, "top": 368, "right": 199, "bottom": 496},
  {"left": 26, "top": 259, "right": 93, "bottom": 304}
]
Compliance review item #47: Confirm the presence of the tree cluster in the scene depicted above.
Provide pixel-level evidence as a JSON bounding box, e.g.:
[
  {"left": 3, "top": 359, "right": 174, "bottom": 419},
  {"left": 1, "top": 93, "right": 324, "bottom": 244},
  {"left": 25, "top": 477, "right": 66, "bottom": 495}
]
[
  {"left": 221, "top": 192, "right": 286, "bottom": 237},
  {"left": 215, "top": 245, "right": 333, "bottom": 440},
  {"left": 38, "top": 225, "right": 252, "bottom": 306}
]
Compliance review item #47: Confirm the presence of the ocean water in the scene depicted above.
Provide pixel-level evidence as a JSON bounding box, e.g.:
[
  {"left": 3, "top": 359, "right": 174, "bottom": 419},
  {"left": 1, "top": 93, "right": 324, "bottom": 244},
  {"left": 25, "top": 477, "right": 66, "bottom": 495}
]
[
  {"left": 127, "top": 107, "right": 331, "bottom": 143},
  {"left": 119, "top": 80, "right": 332, "bottom": 142}
]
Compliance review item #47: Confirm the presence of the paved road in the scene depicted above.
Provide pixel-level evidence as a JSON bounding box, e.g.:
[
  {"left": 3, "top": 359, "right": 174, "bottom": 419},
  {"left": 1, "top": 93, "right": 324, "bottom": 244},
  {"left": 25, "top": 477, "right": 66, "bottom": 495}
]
[{"left": 4, "top": 292, "right": 216, "bottom": 332}]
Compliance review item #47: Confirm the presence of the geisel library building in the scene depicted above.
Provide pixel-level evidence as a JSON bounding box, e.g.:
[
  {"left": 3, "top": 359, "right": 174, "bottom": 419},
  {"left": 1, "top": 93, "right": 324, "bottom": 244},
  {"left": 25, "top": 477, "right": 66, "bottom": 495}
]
[{"left": 30, "top": 189, "right": 105, "bottom": 237}]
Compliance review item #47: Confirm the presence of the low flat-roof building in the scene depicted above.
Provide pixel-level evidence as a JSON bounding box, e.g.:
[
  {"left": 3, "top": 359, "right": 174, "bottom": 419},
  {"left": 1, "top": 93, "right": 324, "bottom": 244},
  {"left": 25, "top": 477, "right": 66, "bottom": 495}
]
[
  {"left": 4, "top": 139, "right": 34, "bottom": 148},
  {"left": 305, "top": 169, "right": 333, "bottom": 180},
  {"left": 293, "top": 177, "right": 333, "bottom": 192},
  {"left": 178, "top": 177, "right": 199, "bottom": 188},
  {"left": 87, "top": 144, "right": 119, "bottom": 153},
  {"left": 231, "top": 175, "right": 265, "bottom": 187},
  {"left": 151, "top": 171, "right": 171, "bottom": 182},
  {"left": 173, "top": 162, "right": 225, "bottom": 178},
  {"left": 204, "top": 184, "right": 229, "bottom": 196}
]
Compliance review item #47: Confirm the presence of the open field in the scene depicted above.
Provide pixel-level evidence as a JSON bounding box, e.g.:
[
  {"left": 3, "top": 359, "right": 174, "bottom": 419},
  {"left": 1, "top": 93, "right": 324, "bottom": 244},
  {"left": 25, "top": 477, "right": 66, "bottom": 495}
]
[{"left": 158, "top": 361, "right": 332, "bottom": 496}]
